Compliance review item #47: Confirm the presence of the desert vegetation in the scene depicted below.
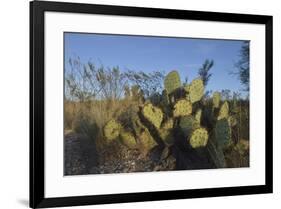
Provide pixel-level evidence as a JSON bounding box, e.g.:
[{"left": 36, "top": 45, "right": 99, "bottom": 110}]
[{"left": 64, "top": 56, "right": 249, "bottom": 175}]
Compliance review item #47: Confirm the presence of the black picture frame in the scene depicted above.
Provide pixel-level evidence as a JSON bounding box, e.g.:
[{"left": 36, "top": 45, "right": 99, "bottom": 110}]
[{"left": 30, "top": 1, "right": 273, "bottom": 208}]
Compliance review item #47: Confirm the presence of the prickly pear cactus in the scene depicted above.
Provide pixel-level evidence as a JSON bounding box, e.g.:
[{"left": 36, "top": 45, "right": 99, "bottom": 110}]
[
  {"left": 173, "top": 99, "right": 192, "bottom": 117},
  {"left": 142, "top": 103, "right": 163, "bottom": 129},
  {"left": 179, "top": 115, "right": 195, "bottom": 137},
  {"left": 215, "top": 118, "right": 231, "bottom": 147},
  {"left": 139, "top": 128, "right": 157, "bottom": 151},
  {"left": 189, "top": 127, "right": 209, "bottom": 148},
  {"left": 228, "top": 115, "right": 237, "bottom": 127},
  {"left": 132, "top": 116, "right": 144, "bottom": 134},
  {"left": 162, "top": 118, "right": 174, "bottom": 130},
  {"left": 120, "top": 131, "right": 137, "bottom": 149},
  {"left": 161, "top": 89, "right": 170, "bottom": 106},
  {"left": 160, "top": 118, "right": 174, "bottom": 145},
  {"left": 103, "top": 119, "right": 122, "bottom": 141},
  {"left": 188, "top": 78, "right": 204, "bottom": 103},
  {"left": 159, "top": 130, "right": 174, "bottom": 146},
  {"left": 207, "top": 136, "right": 226, "bottom": 168},
  {"left": 218, "top": 101, "right": 229, "bottom": 120},
  {"left": 164, "top": 71, "right": 181, "bottom": 95},
  {"left": 213, "top": 91, "right": 221, "bottom": 108},
  {"left": 195, "top": 109, "right": 202, "bottom": 125},
  {"left": 131, "top": 114, "right": 158, "bottom": 151}
]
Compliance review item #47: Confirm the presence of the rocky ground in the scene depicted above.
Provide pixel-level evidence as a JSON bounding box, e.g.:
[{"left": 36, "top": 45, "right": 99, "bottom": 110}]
[
  {"left": 64, "top": 130, "right": 247, "bottom": 176},
  {"left": 64, "top": 131, "right": 177, "bottom": 175},
  {"left": 64, "top": 131, "right": 98, "bottom": 175}
]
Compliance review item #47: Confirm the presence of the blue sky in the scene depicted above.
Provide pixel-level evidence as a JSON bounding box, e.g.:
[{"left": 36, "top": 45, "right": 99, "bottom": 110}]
[{"left": 64, "top": 32, "right": 247, "bottom": 94}]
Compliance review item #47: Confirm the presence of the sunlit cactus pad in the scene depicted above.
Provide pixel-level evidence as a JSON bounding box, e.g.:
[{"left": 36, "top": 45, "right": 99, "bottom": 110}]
[
  {"left": 188, "top": 78, "right": 204, "bottom": 103},
  {"left": 142, "top": 103, "right": 163, "bottom": 129},
  {"left": 173, "top": 99, "right": 192, "bottom": 117},
  {"left": 132, "top": 117, "right": 158, "bottom": 151},
  {"left": 218, "top": 101, "right": 229, "bottom": 120},
  {"left": 213, "top": 91, "right": 221, "bottom": 108},
  {"left": 139, "top": 128, "right": 157, "bottom": 151},
  {"left": 228, "top": 115, "right": 237, "bottom": 127},
  {"left": 161, "top": 118, "right": 174, "bottom": 130},
  {"left": 189, "top": 127, "right": 209, "bottom": 148},
  {"left": 195, "top": 109, "right": 202, "bottom": 125},
  {"left": 164, "top": 70, "right": 181, "bottom": 95},
  {"left": 120, "top": 131, "right": 137, "bottom": 149},
  {"left": 103, "top": 119, "right": 122, "bottom": 141}
]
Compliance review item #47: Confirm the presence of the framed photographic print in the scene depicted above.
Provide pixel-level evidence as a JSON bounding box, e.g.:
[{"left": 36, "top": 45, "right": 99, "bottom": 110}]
[{"left": 30, "top": 0, "right": 273, "bottom": 208}]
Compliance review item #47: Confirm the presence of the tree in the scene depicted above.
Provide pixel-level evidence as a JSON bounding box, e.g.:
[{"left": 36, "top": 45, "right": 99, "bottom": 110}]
[
  {"left": 198, "top": 59, "right": 214, "bottom": 86},
  {"left": 235, "top": 41, "right": 249, "bottom": 91},
  {"left": 65, "top": 57, "right": 128, "bottom": 101},
  {"left": 124, "top": 70, "right": 164, "bottom": 97},
  {"left": 65, "top": 57, "right": 101, "bottom": 102},
  {"left": 221, "top": 89, "right": 231, "bottom": 101}
]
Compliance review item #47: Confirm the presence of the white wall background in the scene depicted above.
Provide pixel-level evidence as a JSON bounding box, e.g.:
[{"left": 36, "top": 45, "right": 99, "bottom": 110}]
[{"left": 0, "top": 0, "right": 279, "bottom": 208}]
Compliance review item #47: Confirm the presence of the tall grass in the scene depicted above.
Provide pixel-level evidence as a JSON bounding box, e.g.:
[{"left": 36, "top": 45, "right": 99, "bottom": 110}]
[{"left": 64, "top": 98, "right": 140, "bottom": 151}]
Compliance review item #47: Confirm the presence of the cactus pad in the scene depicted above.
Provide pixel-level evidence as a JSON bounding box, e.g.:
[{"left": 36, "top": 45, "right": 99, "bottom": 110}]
[
  {"left": 218, "top": 101, "right": 229, "bottom": 120},
  {"left": 161, "top": 89, "right": 170, "bottom": 105},
  {"left": 189, "top": 78, "right": 204, "bottom": 103},
  {"left": 228, "top": 115, "right": 237, "bottom": 127},
  {"left": 160, "top": 119, "right": 174, "bottom": 145},
  {"left": 162, "top": 118, "right": 174, "bottom": 130},
  {"left": 189, "top": 127, "right": 209, "bottom": 148},
  {"left": 213, "top": 91, "right": 221, "bottom": 108},
  {"left": 159, "top": 129, "right": 174, "bottom": 145},
  {"left": 173, "top": 99, "right": 192, "bottom": 117},
  {"left": 120, "top": 131, "right": 137, "bottom": 149},
  {"left": 103, "top": 119, "right": 122, "bottom": 141},
  {"left": 142, "top": 103, "right": 163, "bottom": 129},
  {"left": 179, "top": 115, "right": 195, "bottom": 137},
  {"left": 195, "top": 109, "right": 202, "bottom": 125},
  {"left": 164, "top": 71, "right": 181, "bottom": 95},
  {"left": 139, "top": 128, "right": 157, "bottom": 150},
  {"left": 215, "top": 118, "right": 231, "bottom": 147}
]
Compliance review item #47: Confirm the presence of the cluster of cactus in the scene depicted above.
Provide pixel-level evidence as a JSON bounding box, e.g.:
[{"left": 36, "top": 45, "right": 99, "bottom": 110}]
[{"left": 103, "top": 70, "right": 239, "bottom": 167}]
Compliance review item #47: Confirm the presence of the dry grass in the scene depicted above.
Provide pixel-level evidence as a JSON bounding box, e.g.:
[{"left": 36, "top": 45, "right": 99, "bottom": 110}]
[{"left": 64, "top": 98, "right": 140, "bottom": 150}]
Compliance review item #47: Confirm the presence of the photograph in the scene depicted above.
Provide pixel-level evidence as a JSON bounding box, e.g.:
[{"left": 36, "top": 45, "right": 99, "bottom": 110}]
[
  {"left": 63, "top": 33, "right": 250, "bottom": 175},
  {"left": 29, "top": 1, "right": 273, "bottom": 207}
]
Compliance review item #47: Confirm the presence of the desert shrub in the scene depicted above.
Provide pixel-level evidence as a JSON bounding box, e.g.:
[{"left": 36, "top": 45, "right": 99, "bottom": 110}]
[
  {"left": 64, "top": 101, "right": 78, "bottom": 130},
  {"left": 71, "top": 111, "right": 99, "bottom": 141}
]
